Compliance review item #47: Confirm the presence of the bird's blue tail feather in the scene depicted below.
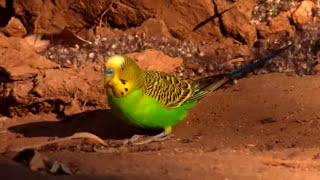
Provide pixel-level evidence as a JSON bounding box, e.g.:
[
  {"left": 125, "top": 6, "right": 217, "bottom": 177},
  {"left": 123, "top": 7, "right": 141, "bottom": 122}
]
[{"left": 231, "top": 44, "right": 293, "bottom": 78}]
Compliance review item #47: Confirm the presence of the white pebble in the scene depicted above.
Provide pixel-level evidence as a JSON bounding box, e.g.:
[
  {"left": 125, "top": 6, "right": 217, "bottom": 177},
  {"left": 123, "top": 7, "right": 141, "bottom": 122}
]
[{"left": 88, "top": 53, "right": 95, "bottom": 58}]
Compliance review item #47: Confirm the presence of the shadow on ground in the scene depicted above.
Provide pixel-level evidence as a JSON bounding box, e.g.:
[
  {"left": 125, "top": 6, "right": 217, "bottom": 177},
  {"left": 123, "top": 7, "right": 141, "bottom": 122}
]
[
  {"left": 8, "top": 109, "right": 161, "bottom": 140},
  {"left": 0, "top": 156, "right": 147, "bottom": 180}
]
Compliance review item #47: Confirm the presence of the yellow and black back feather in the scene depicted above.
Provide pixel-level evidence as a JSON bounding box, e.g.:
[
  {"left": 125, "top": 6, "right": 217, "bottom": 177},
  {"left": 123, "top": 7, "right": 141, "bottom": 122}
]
[
  {"left": 140, "top": 71, "right": 228, "bottom": 109},
  {"left": 141, "top": 71, "right": 195, "bottom": 108}
]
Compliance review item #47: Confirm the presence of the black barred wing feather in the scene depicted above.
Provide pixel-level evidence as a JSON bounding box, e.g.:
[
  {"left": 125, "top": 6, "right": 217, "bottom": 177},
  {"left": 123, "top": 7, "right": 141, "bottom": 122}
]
[
  {"left": 142, "top": 71, "right": 194, "bottom": 108},
  {"left": 141, "top": 71, "right": 231, "bottom": 109}
]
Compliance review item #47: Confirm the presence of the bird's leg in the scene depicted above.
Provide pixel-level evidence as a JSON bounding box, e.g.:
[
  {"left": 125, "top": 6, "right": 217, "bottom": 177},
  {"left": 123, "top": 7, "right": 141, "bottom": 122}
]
[
  {"left": 123, "top": 134, "right": 144, "bottom": 145},
  {"left": 124, "top": 126, "right": 172, "bottom": 145}
]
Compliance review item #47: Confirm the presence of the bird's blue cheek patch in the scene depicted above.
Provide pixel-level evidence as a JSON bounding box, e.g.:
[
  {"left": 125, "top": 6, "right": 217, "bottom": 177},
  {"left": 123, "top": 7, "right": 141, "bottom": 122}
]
[{"left": 105, "top": 68, "right": 114, "bottom": 75}]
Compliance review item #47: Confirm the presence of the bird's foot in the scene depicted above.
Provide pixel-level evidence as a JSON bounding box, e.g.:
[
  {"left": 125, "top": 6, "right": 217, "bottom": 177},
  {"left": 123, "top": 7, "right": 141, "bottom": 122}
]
[
  {"left": 123, "top": 132, "right": 172, "bottom": 145},
  {"left": 123, "top": 134, "right": 144, "bottom": 145}
]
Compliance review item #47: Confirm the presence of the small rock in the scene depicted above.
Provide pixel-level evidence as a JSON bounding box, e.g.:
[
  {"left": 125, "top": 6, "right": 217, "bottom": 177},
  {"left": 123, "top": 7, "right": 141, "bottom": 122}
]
[
  {"left": 221, "top": 3, "right": 257, "bottom": 47},
  {"left": 50, "top": 161, "right": 60, "bottom": 174},
  {"left": 184, "top": 62, "right": 199, "bottom": 70},
  {"left": 60, "top": 163, "right": 72, "bottom": 175},
  {"left": 197, "top": 67, "right": 205, "bottom": 74},
  {"left": 292, "top": 1, "right": 315, "bottom": 27},
  {"left": 64, "top": 99, "right": 82, "bottom": 116},
  {"left": 88, "top": 52, "right": 95, "bottom": 59},
  {"left": 260, "top": 118, "right": 277, "bottom": 124},
  {"left": 49, "top": 161, "right": 72, "bottom": 175},
  {"left": 127, "top": 50, "right": 183, "bottom": 74},
  {"left": 185, "top": 53, "right": 193, "bottom": 58},
  {"left": 111, "top": 43, "right": 118, "bottom": 49},
  {"left": 313, "top": 153, "right": 320, "bottom": 160},
  {"left": 187, "top": 69, "right": 195, "bottom": 77},
  {"left": 0, "top": 0, "right": 6, "bottom": 8},
  {"left": 312, "top": 63, "right": 320, "bottom": 74},
  {"left": 24, "top": 34, "right": 51, "bottom": 53},
  {"left": 5, "top": 17, "right": 27, "bottom": 37},
  {"left": 198, "top": 51, "right": 205, "bottom": 57},
  {"left": 208, "top": 64, "right": 214, "bottom": 71},
  {"left": 29, "top": 151, "right": 49, "bottom": 171},
  {"left": 257, "top": 11, "right": 295, "bottom": 39},
  {"left": 245, "top": 144, "right": 256, "bottom": 148},
  {"left": 132, "top": 18, "right": 177, "bottom": 42}
]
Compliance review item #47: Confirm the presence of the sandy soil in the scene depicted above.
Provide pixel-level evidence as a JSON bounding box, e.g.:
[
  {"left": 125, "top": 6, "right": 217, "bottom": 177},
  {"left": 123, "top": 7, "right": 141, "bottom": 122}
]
[{"left": 1, "top": 73, "right": 320, "bottom": 179}]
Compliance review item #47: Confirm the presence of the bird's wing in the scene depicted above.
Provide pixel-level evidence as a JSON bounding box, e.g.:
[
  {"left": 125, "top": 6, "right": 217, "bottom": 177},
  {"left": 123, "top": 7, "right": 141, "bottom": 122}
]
[
  {"left": 142, "top": 71, "right": 195, "bottom": 108},
  {"left": 140, "top": 43, "right": 293, "bottom": 109},
  {"left": 184, "top": 74, "right": 230, "bottom": 104}
]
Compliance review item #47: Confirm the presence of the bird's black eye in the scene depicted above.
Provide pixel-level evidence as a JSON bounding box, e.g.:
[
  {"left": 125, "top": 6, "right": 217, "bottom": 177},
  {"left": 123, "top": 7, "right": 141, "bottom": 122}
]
[{"left": 120, "top": 66, "right": 125, "bottom": 71}]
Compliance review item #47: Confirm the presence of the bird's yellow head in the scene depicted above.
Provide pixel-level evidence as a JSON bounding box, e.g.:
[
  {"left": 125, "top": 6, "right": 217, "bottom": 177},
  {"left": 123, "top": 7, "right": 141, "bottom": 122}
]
[{"left": 104, "top": 55, "right": 142, "bottom": 97}]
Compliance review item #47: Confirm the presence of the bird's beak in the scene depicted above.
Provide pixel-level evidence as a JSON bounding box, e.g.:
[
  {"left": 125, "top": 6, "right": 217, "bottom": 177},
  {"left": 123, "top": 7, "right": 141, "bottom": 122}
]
[{"left": 104, "top": 74, "right": 113, "bottom": 87}]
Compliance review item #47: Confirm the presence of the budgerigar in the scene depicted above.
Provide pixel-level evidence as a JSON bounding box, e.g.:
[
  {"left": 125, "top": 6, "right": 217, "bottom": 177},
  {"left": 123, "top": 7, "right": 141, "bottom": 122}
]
[{"left": 104, "top": 44, "right": 292, "bottom": 145}]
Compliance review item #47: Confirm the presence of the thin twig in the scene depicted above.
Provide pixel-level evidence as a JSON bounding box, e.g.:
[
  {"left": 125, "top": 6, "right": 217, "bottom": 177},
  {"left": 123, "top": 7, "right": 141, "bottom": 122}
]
[{"left": 98, "top": 0, "right": 114, "bottom": 36}]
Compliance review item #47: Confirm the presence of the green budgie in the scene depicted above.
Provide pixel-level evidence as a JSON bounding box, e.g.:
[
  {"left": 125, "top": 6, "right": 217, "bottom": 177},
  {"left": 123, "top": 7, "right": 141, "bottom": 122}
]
[{"left": 104, "top": 44, "right": 292, "bottom": 145}]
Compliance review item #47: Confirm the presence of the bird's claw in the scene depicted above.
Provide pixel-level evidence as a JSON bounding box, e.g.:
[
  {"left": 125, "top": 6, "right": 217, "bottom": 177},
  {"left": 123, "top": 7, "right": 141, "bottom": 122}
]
[
  {"left": 123, "top": 132, "right": 172, "bottom": 146},
  {"left": 123, "top": 134, "right": 144, "bottom": 145}
]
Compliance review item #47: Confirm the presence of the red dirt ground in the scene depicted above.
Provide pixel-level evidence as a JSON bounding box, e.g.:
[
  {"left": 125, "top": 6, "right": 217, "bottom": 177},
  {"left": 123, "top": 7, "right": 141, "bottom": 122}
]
[{"left": 1, "top": 73, "right": 320, "bottom": 179}]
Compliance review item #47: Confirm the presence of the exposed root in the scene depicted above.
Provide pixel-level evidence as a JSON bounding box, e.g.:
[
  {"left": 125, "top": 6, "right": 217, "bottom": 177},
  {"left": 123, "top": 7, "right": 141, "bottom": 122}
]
[{"left": 4, "top": 132, "right": 108, "bottom": 153}]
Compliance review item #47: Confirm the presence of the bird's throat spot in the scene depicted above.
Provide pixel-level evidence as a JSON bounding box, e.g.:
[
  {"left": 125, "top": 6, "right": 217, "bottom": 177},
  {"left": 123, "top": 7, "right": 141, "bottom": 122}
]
[{"left": 120, "top": 79, "right": 126, "bottom": 85}]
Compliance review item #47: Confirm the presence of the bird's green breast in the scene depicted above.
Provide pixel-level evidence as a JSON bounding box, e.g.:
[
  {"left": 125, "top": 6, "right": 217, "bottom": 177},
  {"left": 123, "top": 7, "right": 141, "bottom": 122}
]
[{"left": 108, "top": 89, "right": 197, "bottom": 129}]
